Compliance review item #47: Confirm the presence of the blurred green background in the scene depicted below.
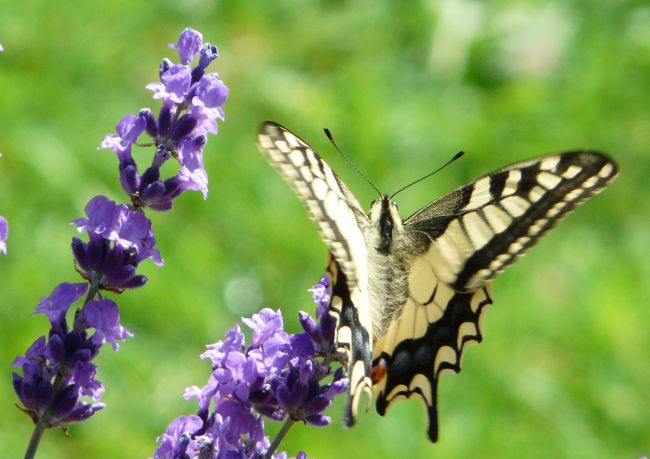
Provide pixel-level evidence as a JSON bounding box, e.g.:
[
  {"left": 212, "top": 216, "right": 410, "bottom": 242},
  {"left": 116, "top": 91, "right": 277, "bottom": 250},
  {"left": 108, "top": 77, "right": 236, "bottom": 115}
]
[{"left": 1, "top": 1, "right": 649, "bottom": 458}]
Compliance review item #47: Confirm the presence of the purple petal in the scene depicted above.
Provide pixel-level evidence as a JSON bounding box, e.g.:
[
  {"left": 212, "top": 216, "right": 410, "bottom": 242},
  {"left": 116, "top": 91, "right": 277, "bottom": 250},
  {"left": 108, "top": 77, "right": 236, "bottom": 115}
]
[
  {"left": 34, "top": 283, "right": 88, "bottom": 325},
  {"left": 242, "top": 308, "right": 284, "bottom": 348},
  {"left": 73, "top": 361, "right": 104, "bottom": 401},
  {"left": 139, "top": 108, "right": 158, "bottom": 138},
  {"left": 116, "top": 113, "right": 147, "bottom": 144},
  {"left": 50, "top": 384, "right": 80, "bottom": 422},
  {"left": 72, "top": 196, "right": 119, "bottom": 235},
  {"left": 309, "top": 275, "right": 331, "bottom": 317},
  {"left": 171, "top": 28, "right": 203, "bottom": 65},
  {"left": 304, "top": 413, "right": 330, "bottom": 426},
  {"left": 84, "top": 299, "right": 133, "bottom": 351},
  {"left": 120, "top": 164, "right": 140, "bottom": 195},
  {"left": 177, "top": 164, "right": 208, "bottom": 199},
  {"left": 193, "top": 73, "right": 228, "bottom": 111},
  {"left": 45, "top": 333, "right": 65, "bottom": 364},
  {"left": 289, "top": 333, "right": 315, "bottom": 359},
  {"left": 170, "top": 114, "right": 198, "bottom": 143},
  {"left": 59, "top": 401, "right": 105, "bottom": 424},
  {"left": 150, "top": 64, "right": 192, "bottom": 103},
  {"left": 109, "top": 207, "right": 163, "bottom": 266}
]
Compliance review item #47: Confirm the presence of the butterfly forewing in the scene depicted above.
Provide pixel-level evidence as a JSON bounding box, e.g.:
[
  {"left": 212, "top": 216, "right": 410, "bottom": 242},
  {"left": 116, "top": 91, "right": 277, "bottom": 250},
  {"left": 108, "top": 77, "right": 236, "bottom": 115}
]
[
  {"left": 403, "top": 152, "right": 618, "bottom": 292},
  {"left": 258, "top": 122, "right": 369, "bottom": 289}
]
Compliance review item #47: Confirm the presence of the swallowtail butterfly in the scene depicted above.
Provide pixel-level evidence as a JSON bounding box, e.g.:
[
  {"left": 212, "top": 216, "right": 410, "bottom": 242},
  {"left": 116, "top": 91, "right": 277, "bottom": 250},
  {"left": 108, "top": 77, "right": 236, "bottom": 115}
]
[{"left": 257, "top": 121, "right": 618, "bottom": 441}]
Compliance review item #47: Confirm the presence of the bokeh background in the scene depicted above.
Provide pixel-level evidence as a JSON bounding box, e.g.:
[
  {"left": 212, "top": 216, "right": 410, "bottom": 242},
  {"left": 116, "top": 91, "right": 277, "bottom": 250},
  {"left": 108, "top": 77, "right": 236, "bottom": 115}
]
[{"left": 1, "top": 1, "right": 649, "bottom": 458}]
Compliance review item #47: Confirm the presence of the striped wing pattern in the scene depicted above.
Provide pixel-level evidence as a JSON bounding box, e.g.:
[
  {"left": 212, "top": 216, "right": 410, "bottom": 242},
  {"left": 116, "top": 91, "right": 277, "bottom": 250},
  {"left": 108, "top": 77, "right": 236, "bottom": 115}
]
[
  {"left": 257, "top": 122, "right": 374, "bottom": 424},
  {"left": 371, "top": 151, "right": 618, "bottom": 441},
  {"left": 405, "top": 152, "right": 619, "bottom": 292},
  {"left": 257, "top": 122, "right": 369, "bottom": 289}
]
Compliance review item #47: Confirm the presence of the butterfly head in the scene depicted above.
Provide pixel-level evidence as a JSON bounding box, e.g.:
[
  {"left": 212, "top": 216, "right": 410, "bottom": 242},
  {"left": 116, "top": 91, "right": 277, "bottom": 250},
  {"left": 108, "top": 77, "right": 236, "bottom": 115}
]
[{"left": 369, "top": 196, "right": 403, "bottom": 255}]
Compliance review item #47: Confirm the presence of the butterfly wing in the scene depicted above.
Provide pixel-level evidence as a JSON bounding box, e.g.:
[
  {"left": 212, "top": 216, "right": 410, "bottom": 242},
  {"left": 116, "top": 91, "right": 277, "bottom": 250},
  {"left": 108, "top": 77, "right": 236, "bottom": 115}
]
[
  {"left": 372, "top": 151, "right": 618, "bottom": 441},
  {"left": 257, "top": 121, "right": 374, "bottom": 425},
  {"left": 405, "top": 151, "right": 618, "bottom": 291}
]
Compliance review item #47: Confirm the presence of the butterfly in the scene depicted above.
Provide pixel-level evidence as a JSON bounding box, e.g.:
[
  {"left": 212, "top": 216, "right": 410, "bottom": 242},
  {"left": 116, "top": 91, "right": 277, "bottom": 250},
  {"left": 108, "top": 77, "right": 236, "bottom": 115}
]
[{"left": 257, "top": 121, "right": 618, "bottom": 441}]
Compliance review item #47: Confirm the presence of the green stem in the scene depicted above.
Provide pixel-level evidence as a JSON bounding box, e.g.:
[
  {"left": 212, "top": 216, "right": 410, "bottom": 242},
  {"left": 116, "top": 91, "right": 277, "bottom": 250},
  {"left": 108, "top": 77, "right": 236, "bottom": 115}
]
[
  {"left": 24, "top": 420, "right": 46, "bottom": 459},
  {"left": 24, "top": 373, "right": 64, "bottom": 459},
  {"left": 84, "top": 282, "right": 99, "bottom": 305},
  {"left": 265, "top": 417, "right": 296, "bottom": 459}
]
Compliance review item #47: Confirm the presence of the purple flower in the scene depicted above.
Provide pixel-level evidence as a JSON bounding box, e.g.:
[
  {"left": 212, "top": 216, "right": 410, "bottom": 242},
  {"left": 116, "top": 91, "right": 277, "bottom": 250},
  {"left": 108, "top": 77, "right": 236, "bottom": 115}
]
[
  {"left": 101, "top": 27, "right": 227, "bottom": 211},
  {"left": 155, "top": 278, "right": 345, "bottom": 459},
  {"left": 73, "top": 361, "right": 104, "bottom": 401},
  {"left": 72, "top": 196, "right": 161, "bottom": 265},
  {"left": 176, "top": 135, "right": 208, "bottom": 198},
  {"left": 12, "top": 330, "right": 107, "bottom": 427},
  {"left": 148, "top": 64, "right": 192, "bottom": 103},
  {"left": 71, "top": 195, "right": 162, "bottom": 291},
  {"left": 155, "top": 415, "right": 203, "bottom": 459},
  {"left": 15, "top": 28, "right": 227, "bottom": 458},
  {"left": 213, "top": 351, "right": 259, "bottom": 402},
  {"left": 0, "top": 215, "right": 8, "bottom": 254},
  {"left": 300, "top": 277, "right": 337, "bottom": 358},
  {"left": 72, "top": 235, "right": 148, "bottom": 291},
  {"left": 190, "top": 73, "right": 228, "bottom": 135},
  {"left": 71, "top": 195, "right": 119, "bottom": 236},
  {"left": 273, "top": 360, "right": 346, "bottom": 427}
]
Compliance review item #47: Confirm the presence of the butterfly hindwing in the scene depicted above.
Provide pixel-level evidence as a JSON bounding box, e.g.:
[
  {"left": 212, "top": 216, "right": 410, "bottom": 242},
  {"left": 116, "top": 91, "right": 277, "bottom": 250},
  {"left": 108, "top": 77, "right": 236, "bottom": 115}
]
[{"left": 372, "top": 284, "right": 493, "bottom": 442}]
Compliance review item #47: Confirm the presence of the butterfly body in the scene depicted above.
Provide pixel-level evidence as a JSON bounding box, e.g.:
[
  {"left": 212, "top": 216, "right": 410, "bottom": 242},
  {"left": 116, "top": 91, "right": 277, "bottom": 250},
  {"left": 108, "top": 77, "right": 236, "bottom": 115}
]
[{"left": 257, "top": 121, "right": 618, "bottom": 442}]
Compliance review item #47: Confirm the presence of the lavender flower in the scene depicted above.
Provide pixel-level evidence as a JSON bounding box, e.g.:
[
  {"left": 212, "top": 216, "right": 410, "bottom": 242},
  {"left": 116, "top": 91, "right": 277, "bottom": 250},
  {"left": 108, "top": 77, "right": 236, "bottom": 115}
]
[
  {"left": 12, "top": 282, "right": 120, "bottom": 428},
  {"left": 71, "top": 195, "right": 161, "bottom": 292},
  {"left": 0, "top": 215, "right": 8, "bottom": 254},
  {"left": 101, "top": 27, "right": 228, "bottom": 210},
  {"left": 153, "top": 278, "right": 346, "bottom": 459},
  {"left": 14, "top": 27, "right": 227, "bottom": 459}
]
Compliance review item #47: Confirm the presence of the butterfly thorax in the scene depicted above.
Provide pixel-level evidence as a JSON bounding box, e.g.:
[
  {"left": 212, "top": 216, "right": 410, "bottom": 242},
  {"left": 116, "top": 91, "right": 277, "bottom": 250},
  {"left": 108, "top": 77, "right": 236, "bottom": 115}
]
[{"left": 366, "top": 197, "right": 410, "bottom": 340}]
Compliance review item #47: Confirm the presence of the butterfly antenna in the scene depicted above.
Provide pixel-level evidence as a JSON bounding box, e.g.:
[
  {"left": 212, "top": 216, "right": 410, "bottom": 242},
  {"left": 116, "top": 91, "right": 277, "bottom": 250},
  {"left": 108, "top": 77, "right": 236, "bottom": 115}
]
[
  {"left": 389, "top": 151, "right": 465, "bottom": 200},
  {"left": 324, "top": 128, "right": 382, "bottom": 198}
]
